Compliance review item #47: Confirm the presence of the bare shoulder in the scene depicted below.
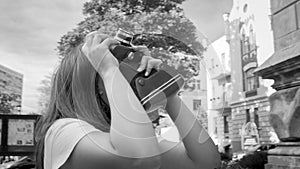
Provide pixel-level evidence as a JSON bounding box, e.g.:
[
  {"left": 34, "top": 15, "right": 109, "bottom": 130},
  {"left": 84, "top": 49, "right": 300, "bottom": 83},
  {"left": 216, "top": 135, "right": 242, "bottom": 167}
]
[
  {"left": 61, "top": 132, "right": 160, "bottom": 169},
  {"left": 60, "top": 131, "right": 117, "bottom": 169}
]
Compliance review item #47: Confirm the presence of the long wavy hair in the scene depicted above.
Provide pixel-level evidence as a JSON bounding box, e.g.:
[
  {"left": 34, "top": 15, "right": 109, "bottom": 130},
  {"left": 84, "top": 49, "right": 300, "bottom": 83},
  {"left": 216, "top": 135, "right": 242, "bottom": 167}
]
[{"left": 35, "top": 44, "right": 111, "bottom": 169}]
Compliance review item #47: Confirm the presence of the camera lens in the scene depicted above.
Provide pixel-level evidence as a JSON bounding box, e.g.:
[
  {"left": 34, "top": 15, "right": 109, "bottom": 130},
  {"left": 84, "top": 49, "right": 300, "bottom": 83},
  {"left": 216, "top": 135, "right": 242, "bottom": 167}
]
[
  {"left": 114, "top": 28, "right": 134, "bottom": 46},
  {"left": 110, "top": 28, "right": 135, "bottom": 62}
]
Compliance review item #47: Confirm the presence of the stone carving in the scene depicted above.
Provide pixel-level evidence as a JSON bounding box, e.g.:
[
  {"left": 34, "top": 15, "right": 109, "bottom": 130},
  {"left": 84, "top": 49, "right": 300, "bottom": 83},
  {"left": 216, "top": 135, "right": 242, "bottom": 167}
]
[{"left": 269, "top": 86, "right": 300, "bottom": 141}]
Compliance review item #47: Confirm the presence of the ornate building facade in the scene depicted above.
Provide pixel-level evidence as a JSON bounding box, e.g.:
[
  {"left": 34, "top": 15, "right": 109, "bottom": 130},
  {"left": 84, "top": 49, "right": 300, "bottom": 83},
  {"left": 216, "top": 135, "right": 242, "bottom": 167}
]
[{"left": 226, "top": 0, "right": 276, "bottom": 151}]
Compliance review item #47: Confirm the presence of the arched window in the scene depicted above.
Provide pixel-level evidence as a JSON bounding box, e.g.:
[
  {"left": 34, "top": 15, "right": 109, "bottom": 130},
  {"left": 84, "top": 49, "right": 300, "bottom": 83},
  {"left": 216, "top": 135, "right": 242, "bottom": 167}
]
[
  {"left": 240, "top": 28, "right": 249, "bottom": 55},
  {"left": 249, "top": 24, "right": 256, "bottom": 51},
  {"left": 246, "top": 109, "right": 250, "bottom": 123},
  {"left": 244, "top": 68, "right": 259, "bottom": 91},
  {"left": 240, "top": 23, "right": 259, "bottom": 95}
]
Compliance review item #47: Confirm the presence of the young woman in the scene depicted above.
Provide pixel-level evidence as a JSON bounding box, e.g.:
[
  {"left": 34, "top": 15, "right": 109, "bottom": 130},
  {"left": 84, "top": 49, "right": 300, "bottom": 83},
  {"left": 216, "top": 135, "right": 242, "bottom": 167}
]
[{"left": 35, "top": 31, "right": 220, "bottom": 169}]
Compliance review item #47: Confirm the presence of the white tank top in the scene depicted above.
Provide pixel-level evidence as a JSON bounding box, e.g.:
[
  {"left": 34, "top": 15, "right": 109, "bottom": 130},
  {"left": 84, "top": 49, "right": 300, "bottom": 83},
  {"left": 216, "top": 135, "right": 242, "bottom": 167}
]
[{"left": 44, "top": 118, "right": 100, "bottom": 169}]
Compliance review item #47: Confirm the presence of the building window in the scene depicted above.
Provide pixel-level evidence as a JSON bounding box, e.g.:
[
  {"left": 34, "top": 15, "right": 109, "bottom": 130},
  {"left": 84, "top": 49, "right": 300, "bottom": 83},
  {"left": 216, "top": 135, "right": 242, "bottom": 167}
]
[
  {"left": 241, "top": 30, "right": 249, "bottom": 54},
  {"left": 240, "top": 24, "right": 259, "bottom": 94},
  {"left": 224, "top": 115, "right": 229, "bottom": 134},
  {"left": 243, "top": 4, "right": 248, "bottom": 13},
  {"left": 189, "top": 78, "right": 201, "bottom": 91},
  {"left": 195, "top": 79, "right": 201, "bottom": 90},
  {"left": 246, "top": 109, "right": 250, "bottom": 123},
  {"left": 249, "top": 25, "right": 256, "bottom": 51},
  {"left": 245, "top": 68, "right": 259, "bottom": 91},
  {"left": 193, "top": 99, "right": 201, "bottom": 111},
  {"left": 214, "top": 117, "right": 218, "bottom": 135},
  {"left": 254, "top": 108, "right": 259, "bottom": 128},
  {"left": 221, "top": 52, "right": 226, "bottom": 67}
]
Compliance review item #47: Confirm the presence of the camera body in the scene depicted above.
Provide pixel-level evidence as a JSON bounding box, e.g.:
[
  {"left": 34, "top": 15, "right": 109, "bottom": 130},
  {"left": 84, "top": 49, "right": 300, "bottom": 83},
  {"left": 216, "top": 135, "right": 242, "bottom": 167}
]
[
  {"left": 110, "top": 29, "right": 184, "bottom": 112},
  {"left": 110, "top": 29, "right": 135, "bottom": 62}
]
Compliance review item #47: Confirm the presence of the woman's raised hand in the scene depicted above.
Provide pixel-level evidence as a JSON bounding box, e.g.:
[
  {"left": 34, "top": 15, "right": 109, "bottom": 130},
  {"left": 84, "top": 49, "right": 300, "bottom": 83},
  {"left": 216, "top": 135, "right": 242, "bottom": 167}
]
[
  {"left": 81, "top": 31, "right": 120, "bottom": 77},
  {"left": 132, "top": 45, "right": 162, "bottom": 76},
  {"left": 82, "top": 31, "right": 162, "bottom": 77}
]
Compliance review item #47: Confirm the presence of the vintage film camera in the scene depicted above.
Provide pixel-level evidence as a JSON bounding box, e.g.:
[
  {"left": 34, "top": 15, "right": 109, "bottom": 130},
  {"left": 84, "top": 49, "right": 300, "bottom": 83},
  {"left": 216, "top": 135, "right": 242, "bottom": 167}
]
[{"left": 110, "top": 28, "right": 184, "bottom": 112}]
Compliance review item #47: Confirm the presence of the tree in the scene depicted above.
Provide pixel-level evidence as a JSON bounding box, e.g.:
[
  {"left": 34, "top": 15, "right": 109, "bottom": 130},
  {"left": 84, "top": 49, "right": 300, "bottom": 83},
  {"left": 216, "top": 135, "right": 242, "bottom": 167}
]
[
  {"left": 0, "top": 92, "right": 19, "bottom": 114},
  {"left": 57, "top": 0, "right": 205, "bottom": 90},
  {"left": 37, "top": 75, "right": 52, "bottom": 115},
  {"left": 82, "top": 0, "right": 185, "bottom": 16}
]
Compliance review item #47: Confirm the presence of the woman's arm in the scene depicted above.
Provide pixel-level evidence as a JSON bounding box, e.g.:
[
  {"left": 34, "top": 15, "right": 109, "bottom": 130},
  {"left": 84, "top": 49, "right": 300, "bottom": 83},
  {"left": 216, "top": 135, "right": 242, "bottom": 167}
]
[
  {"left": 162, "top": 95, "right": 221, "bottom": 169},
  {"left": 102, "top": 67, "right": 161, "bottom": 158},
  {"left": 81, "top": 32, "right": 161, "bottom": 160}
]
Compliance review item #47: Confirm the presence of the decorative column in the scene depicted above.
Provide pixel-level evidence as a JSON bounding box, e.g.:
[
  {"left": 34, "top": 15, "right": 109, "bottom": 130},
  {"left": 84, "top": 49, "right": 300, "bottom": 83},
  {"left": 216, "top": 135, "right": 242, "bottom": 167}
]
[
  {"left": 256, "top": 51, "right": 300, "bottom": 168},
  {"left": 255, "top": 0, "right": 300, "bottom": 168}
]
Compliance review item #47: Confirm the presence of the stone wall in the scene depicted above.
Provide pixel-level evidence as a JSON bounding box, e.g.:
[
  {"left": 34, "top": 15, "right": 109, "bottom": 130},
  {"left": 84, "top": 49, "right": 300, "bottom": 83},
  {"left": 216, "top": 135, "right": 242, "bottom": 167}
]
[
  {"left": 230, "top": 97, "right": 273, "bottom": 152},
  {"left": 271, "top": 0, "right": 300, "bottom": 50},
  {"left": 256, "top": 1, "right": 300, "bottom": 167}
]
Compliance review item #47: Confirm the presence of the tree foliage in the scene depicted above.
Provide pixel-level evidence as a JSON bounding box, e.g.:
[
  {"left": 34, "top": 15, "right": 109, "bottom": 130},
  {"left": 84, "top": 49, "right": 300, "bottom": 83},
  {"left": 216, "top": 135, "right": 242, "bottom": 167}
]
[
  {"left": 57, "top": 0, "right": 205, "bottom": 90},
  {"left": 0, "top": 92, "right": 19, "bottom": 114},
  {"left": 37, "top": 75, "right": 52, "bottom": 115},
  {"left": 82, "top": 0, "right": 185, "bottom": 16}
]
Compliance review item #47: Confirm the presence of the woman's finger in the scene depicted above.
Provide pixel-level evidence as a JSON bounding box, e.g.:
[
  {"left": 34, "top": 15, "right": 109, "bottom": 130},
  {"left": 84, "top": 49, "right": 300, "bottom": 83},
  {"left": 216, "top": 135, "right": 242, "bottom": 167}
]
[
  {"left": 84, "top": 31, "right": 97, "bottom": 47},
  {"left": 92, "top": 34, "right": 109, "bottom": 47},
  {"left": 132, "top": 45, "right": 148, "bottom": 51},
  {"left": 101, "top": 38, "right": 120, "bottom": 48},
  {"left": 132, "top": 45, "right": 150, "bottom": 56},
  {"left": 145, "top": 61, "right": 154, "bottom": 76},
  {"left": 137, "top": 56, "right": 150, "bottom": 72},
  {"left": 82, "top": 31, "right": 97, "bottom": 55},
  {"left": 145, "top": 59, "right": 162, "bottom": 76},
  {"left": 155, "top": 59, "right": 163, "bottom": 69}
]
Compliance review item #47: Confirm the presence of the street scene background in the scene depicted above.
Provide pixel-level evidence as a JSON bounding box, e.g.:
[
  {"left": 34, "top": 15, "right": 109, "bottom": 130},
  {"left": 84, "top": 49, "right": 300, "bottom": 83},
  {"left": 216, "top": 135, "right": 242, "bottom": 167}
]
[{"left": 1, "top": 0, "right": 300, "bottom": 168}]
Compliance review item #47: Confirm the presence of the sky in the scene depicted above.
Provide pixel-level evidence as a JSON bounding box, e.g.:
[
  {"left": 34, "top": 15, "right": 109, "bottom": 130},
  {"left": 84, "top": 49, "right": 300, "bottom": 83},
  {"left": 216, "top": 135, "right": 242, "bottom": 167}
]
[{"left": 0, "top": 0, "right": 232, "bottom": 114}]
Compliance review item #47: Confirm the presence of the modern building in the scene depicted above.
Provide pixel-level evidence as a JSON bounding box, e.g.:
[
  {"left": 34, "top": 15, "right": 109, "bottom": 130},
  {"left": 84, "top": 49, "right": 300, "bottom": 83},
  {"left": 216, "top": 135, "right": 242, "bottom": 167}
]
[
  {"left": 180, "top": 56, "right": 208, "bottom": 130},
  {"left": 224, "top": 0, "right": 276, "bottom": 151},
  {"left": 0, "top": 64, "right": 23, "bottom": 113}
]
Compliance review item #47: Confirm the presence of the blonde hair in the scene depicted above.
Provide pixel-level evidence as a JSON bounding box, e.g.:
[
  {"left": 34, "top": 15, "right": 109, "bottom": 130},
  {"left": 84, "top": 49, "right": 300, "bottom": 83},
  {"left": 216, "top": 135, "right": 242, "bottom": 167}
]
[{"left": 35, "top": 44, "right": 111, "bottom": 169}]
